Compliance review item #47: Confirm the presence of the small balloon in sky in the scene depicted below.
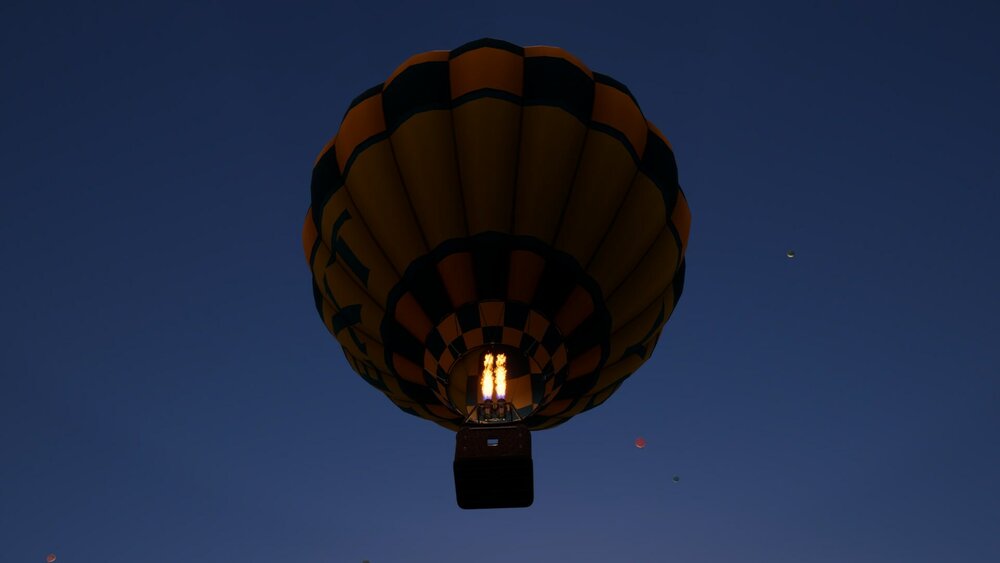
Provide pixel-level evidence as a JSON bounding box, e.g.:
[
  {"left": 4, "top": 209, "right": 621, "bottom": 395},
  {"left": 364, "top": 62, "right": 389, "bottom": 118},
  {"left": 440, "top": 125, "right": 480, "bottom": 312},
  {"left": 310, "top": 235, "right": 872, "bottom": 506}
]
[
  {"left": 46, "top": 555, "right": 57, "bottom": 563},
  {"left": 672, "top": 475, "right": 680, "bottom": 483},
  {"left": 786, "top": 249, "right": 796, "bottom": 258},
  {"left": 634, "top": 437, "right": 646, "bottom": 449}
]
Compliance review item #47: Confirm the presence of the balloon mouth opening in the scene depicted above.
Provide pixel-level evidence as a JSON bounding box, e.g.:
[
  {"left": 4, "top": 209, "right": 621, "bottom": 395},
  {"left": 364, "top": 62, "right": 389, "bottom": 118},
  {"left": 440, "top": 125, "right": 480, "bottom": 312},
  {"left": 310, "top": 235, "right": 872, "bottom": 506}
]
[{"left": 446, "top": 343, "right": 549, "bottom": 423}]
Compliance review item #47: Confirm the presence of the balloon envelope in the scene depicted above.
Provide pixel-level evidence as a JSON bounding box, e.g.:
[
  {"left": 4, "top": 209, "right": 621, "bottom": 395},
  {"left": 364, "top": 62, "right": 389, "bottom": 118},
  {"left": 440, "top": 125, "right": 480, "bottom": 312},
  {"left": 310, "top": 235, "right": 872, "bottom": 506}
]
[{"left": 304, "top": 38, "right": 691, "bottom": 431}]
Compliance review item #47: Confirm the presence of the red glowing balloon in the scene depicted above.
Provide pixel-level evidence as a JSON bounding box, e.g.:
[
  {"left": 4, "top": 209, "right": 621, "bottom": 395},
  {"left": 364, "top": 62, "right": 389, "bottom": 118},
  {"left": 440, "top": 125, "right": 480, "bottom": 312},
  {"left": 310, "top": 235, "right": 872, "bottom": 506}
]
[
  {"left": 46, "top": 555, "right": 57, "bottom": 563},
  {"left": 634, "top": 437, "right": 646, "bottom": 449}
]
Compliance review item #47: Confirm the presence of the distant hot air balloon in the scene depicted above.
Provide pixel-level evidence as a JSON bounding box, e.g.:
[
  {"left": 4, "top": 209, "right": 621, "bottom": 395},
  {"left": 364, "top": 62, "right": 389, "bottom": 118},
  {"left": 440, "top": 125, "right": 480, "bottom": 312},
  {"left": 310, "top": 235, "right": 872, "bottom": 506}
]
[
  {"left": 634, "top": 437, "right": 647, "bottom": 449},
  {"left": 46, "top": 554, "right": 56, "bottom": 563},
  {"left": 303, "top": 38, "right": 691, "bottom": 508},
  {"left": 786, "top": 249, "right": 795, "bottom": 258},
  {"left": 672, "top": 475, "right": 680, "bottom": 483}
]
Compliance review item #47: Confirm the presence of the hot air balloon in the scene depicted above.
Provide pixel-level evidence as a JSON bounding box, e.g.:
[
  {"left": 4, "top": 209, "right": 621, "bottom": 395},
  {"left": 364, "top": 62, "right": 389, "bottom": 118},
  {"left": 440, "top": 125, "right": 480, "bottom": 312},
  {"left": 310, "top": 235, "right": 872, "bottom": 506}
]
[{"left": 303, "top": 38, "right": 691, "bottom": 508}]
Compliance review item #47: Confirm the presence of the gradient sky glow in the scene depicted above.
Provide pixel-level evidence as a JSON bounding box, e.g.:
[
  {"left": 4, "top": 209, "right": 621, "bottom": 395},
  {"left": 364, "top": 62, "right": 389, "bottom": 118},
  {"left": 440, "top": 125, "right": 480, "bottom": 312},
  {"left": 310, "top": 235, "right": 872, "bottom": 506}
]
[{"left": 3, "top": 1, "right": 999, "bottom": 562}]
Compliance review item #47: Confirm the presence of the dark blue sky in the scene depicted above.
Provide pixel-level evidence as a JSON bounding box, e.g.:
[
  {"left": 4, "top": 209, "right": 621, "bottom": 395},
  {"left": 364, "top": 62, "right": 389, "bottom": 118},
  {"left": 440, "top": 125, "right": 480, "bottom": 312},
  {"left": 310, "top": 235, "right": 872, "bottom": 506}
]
[{"left": 3, "top": 1, "right": 998, "bottom": 561}]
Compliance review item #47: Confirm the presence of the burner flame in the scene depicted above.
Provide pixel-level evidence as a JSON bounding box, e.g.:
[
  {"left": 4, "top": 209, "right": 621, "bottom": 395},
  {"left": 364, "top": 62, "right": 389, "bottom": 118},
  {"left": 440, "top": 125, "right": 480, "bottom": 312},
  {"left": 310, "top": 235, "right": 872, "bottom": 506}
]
[{"left": 480, "top": 352, "right": 508, "bottom": 402}]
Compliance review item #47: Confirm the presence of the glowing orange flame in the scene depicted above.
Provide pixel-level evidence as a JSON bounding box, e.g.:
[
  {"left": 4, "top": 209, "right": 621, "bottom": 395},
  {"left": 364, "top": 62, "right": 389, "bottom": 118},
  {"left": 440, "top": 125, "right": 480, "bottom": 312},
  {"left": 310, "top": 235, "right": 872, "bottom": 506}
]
[
  {"left": 479, "top": 352, "right": 508, "bottom": 402},
  {"left": 481, "top": 353, "right": 494, "bottom": 401},
  {"left": 495, "top": 353, "right": 507, "bottom": 400}
]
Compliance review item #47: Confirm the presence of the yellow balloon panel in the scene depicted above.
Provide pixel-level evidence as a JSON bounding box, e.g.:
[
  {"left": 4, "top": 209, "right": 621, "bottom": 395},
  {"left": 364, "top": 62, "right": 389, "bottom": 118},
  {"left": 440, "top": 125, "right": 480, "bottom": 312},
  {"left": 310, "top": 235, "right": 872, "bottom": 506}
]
[
  {"left": 389, "top": 110, "right": 467, "bottom": 246},
  {"left": 586, "top": 173, "right": 668, "bottom": 296},
  {"left": 606, "top": 287, "right": 675, "bottom": 362},
  {"left": 319, "top": 187, "right": 401, "bottom": 306},
  {"left": 451, "top": 98, "right": 521, "bottom": 235},
  {"left": 553, "top": 130, "right": 638, "bottom": 267},
  {"left": 605, "top": 228, "right": 680, "bottom": 332},
  {"left": 514, "top": 106, "right": 588, "bottom": 243},
  {"left": 342, "top": 140, "right": 429, "bottom": 275}
]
